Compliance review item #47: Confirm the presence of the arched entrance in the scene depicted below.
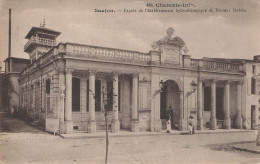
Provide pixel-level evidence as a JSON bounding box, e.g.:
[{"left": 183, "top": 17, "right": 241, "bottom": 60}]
[{"left": 160, "top": 80, "right": 180, "bottom": 130}]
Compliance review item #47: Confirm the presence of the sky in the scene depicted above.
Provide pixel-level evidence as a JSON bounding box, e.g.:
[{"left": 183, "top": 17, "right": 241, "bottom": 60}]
[{"left": 0, "top": 0, "right": 260, "bottom": 68}]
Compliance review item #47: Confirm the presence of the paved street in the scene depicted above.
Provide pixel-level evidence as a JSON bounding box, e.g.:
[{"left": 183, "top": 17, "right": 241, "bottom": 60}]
[
  {"left": 0, "top": 114, "right": 260, "bottom": 164},
  {"left": 1, "top": 131, "right": 260, "bottom": 163}
]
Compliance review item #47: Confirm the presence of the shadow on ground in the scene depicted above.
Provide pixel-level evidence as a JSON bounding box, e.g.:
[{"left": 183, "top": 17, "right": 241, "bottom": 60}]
[{"left": 0, "top": 112, "right": 45, "bottom": 134}]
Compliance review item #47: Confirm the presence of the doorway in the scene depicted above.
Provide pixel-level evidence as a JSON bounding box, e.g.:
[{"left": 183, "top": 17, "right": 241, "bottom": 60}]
[{"left": 160, "top": 80, "right": 180, "bottom": 130}]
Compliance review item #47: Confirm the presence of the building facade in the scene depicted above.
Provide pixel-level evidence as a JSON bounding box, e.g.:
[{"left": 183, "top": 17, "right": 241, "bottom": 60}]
[
  {"left": 17, "top": 26, "right": 260, "bottom": 134},
  {"left": 0, "top": 57, "right": 30, "bottom": 113}
]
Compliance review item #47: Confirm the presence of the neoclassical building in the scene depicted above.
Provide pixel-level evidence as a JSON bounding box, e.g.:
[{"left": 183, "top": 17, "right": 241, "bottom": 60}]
[{"left": 17, "top": 26, "right": 260, "bottom": 134}]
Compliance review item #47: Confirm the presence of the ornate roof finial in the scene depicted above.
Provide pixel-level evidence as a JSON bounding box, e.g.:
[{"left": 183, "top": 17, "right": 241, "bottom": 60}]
[
  {"left": 151, "top": 41, "right": 158, "bottom": 50},
  {"left": 166, "top": 27, "right": 174, "bottom": 38},
  {"left": 183, "top": 46, "right": 189, "bottom": 54},
  {"left": 42, "top": 18, "right": 46, "bottom": 27}
]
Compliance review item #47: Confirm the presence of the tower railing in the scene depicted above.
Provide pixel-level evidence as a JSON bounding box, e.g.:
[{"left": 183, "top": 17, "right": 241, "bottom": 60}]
[{"left": 24, "top": 36, "right": 56, "bottom": 50}]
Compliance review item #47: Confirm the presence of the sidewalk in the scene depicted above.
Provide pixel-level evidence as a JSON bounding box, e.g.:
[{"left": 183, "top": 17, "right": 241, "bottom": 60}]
[
  {"left": 0, "top": 112, "right": 59, "bottom": 141},
  {"left": 60, "top": 128, "right": 254, "bottom": 139},
  {"left": 233, "top": 142, "right": 260, "bottom": 154}
]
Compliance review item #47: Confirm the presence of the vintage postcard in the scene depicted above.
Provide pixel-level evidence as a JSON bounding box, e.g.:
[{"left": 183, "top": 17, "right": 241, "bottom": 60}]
[{"left": 0, "top": 0, "right": 260, "bottom": 163}]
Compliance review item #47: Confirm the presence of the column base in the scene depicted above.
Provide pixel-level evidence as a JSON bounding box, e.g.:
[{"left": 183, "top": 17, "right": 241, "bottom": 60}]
[
  {"left": 59, "top": 123, "right": 65, "bottom": 134},
  {"left": 257, "top": 128, "right": 260, "bottom": 146},
  {"left": 224, "top": 118, "right": 231, "bottom": 129},
  {"left": 179, "top": 119, "right": 187, "bottom": 131},
  {"left": 111, "top": 119, "right": 120, "bottom": 133},
  {"left": 236, "top": 116, "right": 243, "bottom": 129},
  {"left": 257, "top": 136, "right": 260, "bottom": 146},
  {"left": 210, "top": 117, "right": 217, "bottom": 130},
  {"left": 131, "top": 119, "right": 139, "bottom": 132},
  {"left": 151, "top": 119, "right": 162, "bottom": 132},
  {"left": 64, "top": 120, "right": 73, "bottom": 134},
  {"left": 87, "top": 121, "right": 96, "bottom": 133},
  {"left": 197, "top": 118, "right": 204, "bottom": 130},
  {"left": 242, "top": 117, "right": 247, "bottom": 129}
]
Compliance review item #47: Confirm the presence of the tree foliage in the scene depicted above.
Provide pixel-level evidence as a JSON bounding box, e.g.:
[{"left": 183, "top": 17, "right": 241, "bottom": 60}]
[{"left": 1, "top": 75, "right": 14, "bottom": 111}]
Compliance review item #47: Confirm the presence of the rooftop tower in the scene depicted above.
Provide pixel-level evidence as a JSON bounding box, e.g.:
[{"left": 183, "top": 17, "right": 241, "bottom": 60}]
[{"left": 24, "top": 22, "right": 61, "bottom": 61}]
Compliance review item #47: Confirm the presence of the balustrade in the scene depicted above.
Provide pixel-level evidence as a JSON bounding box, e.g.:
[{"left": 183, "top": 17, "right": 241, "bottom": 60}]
[
  {"left": 190, "top": 59, "right": 199, "bottom": 68},
  {"left": 201, "top": 60, "right": 241, "bottom": 72},
  {"left": 190, "top": 58, "right": 242, "bottom": 72},
  {"left": 67, "top": 43, "right": 150, "bottom": 63}
]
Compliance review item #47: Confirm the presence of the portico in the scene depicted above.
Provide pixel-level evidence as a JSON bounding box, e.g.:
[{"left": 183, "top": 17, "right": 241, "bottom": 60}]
[
  {"left": 54, "top": 67, "right": 142, "bottom": 133},
  {"left": 196, "top": 78, "right": 244, "bottom": 130}
]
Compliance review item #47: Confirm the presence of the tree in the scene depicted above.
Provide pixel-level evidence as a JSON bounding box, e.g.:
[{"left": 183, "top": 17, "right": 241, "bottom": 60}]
[
  {"left": 95, "top": 81, "right": 113, "bottom": 164},
  {"left": 1, "top": 75, "right": 15, "bottom": 113}
]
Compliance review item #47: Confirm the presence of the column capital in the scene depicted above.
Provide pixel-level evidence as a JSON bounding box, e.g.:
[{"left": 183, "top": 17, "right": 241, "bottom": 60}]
[
  {"left": 132, "top": 73, "right": 139, "bottom": 78},
  {"left": 112, "top": 72, "right": 120, "bottom": 76},
  {"left": 211, "top": 79, "right": 218, "bottom": 84},
  {"left": 57, "top": 68, "right": 65, "bottom": 74},
  {"left": 89, "top": 70, "right": 97, "bottom": 76},
  {"left": 81, "top": 72, "right": 89, "bottom": 78},
  {"left": 65, "top": 68, "right": 74, "bottom": 74},
  {"left": 225, "top": 80, "right": 232, "bottom": 84},
  {"left": 236, "top": 81, "right": 244, "bottom": 85},
  {"left": 198, "top": 79, "right": 204, "bottom": 83}
]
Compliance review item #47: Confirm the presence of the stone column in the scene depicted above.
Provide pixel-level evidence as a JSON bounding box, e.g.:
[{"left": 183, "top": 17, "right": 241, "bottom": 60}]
[
  {"left": 210, "top": 80, "right": 217, "bottom": 130},
  {"left": 197, "top": 79, "right": 203, "bottom": 130},
  {"left": 65, "top": 68, "right": 73, "bottom": 133},
  {"left": 224, "top": 81, "right": 231, "bottom": 129},
  {"left": 236, "top": 81, "right": 243, "bottom": 129},
  {"left": 80, "top": 76, "right": 87, "bottom": 123},
  {"left": 88, "top": 70, "right": 96, "bottom": 133},
  {"left": 58, "top": 68, "right": 65, "bottom": 133},
  {"left": 150, "top": 75, "right": 161, "bottom": 132},
  {"left": 111, "top": 72, "right": 120, "bottom": 133},
  {"left": 131, "top": 73, "right": 139, "bottom": 132},
  {"left": 179, "top": 91, "right": 184, "bottom": 131}
]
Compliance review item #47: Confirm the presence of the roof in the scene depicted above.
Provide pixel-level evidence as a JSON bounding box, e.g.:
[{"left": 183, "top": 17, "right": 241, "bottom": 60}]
[
  {"left": 25, "top": 27, "right": 61, "bottom": 39},
  {"left": 4, "top": 57, "right": 31, "bottom": 63}
]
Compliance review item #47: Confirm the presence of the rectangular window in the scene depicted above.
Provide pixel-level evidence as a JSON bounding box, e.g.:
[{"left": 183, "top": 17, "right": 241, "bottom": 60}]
[
  {"left": 204, "top": 86, "right": 211, "bottom": 111},
  {"left": 86, "top": 79, "right": 89, "bottom": 112},
  {"left": 95, "top": 79, "right": 101, "bottom": 111},
  {"left": 106, "top": 81, "right": 113, "bottom": 111},
  {"left": 251, "top": 78, "right": 256, "bottom": 94},
  {"left": 118, "top": 82, "right": 121, "bottom": 112},
  {"left": 252, "top": 65, "right": 256, "bottom": 74},
  {"left": 46, "top": 79, "right": 50, "bottom": 94},
  {"left": 72, "top": 78, "right": 80, "bottom": 112},
  {"left": 30, "top": 85, "right": 33, "bottom": 109}
]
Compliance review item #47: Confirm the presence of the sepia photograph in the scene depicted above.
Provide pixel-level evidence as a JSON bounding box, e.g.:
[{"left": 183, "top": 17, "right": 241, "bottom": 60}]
[{"left": 0, "top": 0, "right": 260, "bottom": 163}]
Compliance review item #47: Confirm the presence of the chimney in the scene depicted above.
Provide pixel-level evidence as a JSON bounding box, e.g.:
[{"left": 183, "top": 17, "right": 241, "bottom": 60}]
[
  {"left": 8, "top": 9, "right": 11, "bottom": 58},
  {"left": 8, "top": 9, "right": 11, "bottom": 73}
]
